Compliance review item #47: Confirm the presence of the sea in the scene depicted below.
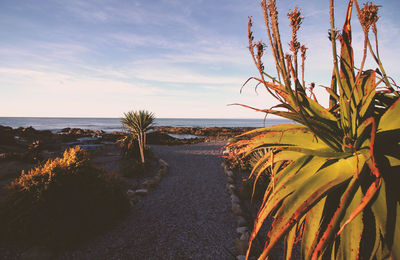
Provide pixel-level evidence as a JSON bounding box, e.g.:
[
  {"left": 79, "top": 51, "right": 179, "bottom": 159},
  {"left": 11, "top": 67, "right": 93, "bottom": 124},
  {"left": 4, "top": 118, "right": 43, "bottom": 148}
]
[{"left": 0, "top": 117, "right": 291, "bottom": 133}]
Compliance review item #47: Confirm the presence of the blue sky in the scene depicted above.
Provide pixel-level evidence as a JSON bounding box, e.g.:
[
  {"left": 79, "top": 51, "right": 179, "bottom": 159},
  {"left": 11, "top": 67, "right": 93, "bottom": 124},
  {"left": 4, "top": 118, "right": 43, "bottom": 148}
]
[{"left": 0, "top": 0, "right": 399, "bottom": 118}]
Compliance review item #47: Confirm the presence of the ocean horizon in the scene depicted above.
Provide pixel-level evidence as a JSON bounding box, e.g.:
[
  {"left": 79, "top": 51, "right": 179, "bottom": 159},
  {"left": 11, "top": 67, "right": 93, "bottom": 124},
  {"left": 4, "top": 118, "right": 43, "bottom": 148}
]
[{"left": 0, "top": 117, "right": 290, "bottom": 133}]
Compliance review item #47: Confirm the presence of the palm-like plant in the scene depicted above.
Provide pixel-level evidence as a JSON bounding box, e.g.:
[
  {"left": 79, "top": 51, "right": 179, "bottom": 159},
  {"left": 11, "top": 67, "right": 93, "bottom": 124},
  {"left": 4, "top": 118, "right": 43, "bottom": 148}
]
[
  {"left": 121, "top": 110, "right": 155, "bottom": 164},
  {"left": 228, "top": 0, "right": 400, "bottom": 259}
]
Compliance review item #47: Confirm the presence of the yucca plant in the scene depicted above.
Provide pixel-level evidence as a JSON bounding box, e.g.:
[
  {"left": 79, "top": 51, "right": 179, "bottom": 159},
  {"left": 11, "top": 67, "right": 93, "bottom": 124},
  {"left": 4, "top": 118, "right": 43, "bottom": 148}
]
[
  {"left": 121, "top": 110, "right": 155, "bottom": 164},
  {"left": 228, "top": 0, "right": 400, "bottom": 259}
]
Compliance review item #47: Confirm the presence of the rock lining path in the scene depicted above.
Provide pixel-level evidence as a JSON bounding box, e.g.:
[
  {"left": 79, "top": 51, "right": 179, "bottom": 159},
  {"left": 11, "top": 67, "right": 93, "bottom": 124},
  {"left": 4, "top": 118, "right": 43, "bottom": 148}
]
[{"left": 59, "top": 141, "right": 236, "bottom": 259}]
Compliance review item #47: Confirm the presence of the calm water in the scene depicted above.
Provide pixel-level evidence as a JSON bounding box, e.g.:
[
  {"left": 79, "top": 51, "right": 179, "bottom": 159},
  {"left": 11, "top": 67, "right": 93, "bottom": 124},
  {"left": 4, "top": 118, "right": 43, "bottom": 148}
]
[{"left": 0, "top": 117, "right": 291, "bottom": 133}]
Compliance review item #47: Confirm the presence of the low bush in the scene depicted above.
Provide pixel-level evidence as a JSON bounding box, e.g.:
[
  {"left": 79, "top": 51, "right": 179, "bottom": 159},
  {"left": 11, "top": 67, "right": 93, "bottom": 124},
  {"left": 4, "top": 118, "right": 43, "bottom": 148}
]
[{"left": 0, "top": 146, "right": 130, "bottom": 249}]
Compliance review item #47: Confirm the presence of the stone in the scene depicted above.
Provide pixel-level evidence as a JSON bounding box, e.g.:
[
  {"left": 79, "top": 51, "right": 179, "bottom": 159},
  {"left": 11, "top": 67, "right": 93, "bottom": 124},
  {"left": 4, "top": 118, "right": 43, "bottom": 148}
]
[
  {"left": 235, "top": 239, "right": 249, "bottom": 255},
  {"left": 135, "top": 189, "right": 148, "bottom": 195},
  {"left": 227, "top": 176, "right": 234, "bottom": 184},
  {"left": 227, "top": 184, "right": 236, "bottom": 195},
  {"left": 130, "top": 196, "right": 139, "bottom": 205},
  {"left": 159, "top": 159, "right": 168, "bottom": 167},
  {"left": 153, "top": 175, "right": 162, "bottom": 184},
  {"left": 232, "top": 203, "right": 243, "bottom": 216},
  {"left": 236, "top": 216, "right": 247, "bottom": 227},
  {"left": 159, "top": 168, "right": 167, "bottom": 176},
  {"left": 225, "top": 170, "right": 234, "bottom": 177},
  {"left": 126, "top": 189, "right": 135, "bottom": 197},
  {"left": 20, "top": 246, "right": 53, "bottom": 260},
  {"left": 141, "top": 180, "right": 151, "bottom": 189},
  {"left": 240, "top": 231, "right": 250, "bottom": 241},
  {"left": 236, "top": 255, "right": 246, "bottom": 260},
  {"left": 236, "top": 226, "right": 249, "bottom": 235},
  {"left": 146, "top": 179, "right": 158, "bottom": 188},
  {"left": 231, "top": 194, "right": 240, "bottom": 204}
]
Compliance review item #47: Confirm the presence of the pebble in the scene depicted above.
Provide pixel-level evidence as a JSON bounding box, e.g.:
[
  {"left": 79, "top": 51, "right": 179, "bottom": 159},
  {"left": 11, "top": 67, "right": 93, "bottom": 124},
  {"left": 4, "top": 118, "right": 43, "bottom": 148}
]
[
  {"left": 231, "top": 194, "right": 240, "bottom": 204},
  {"left": 236, "top": 226, "right": 249, "bottom": 235},
  {"left": 135, "top": 189, "right": 149, "bottom": 195},
  {"left": 158, "top": 159, "right": 168, "bottom": 165},
  {"left": 227, "top": 184, "right": 236, "bottom": 195},
  {"left": 126, "top": 189, "right": 135, "bottom": 197},
  {"left": 232, "top": 203, "right": 243, "bottom": 216},
  {"left": 226, "top": 170, "right": 234, "bottom": 177},
  {"left": 240, "top": 231, "right": 250, "bottom": 242}
]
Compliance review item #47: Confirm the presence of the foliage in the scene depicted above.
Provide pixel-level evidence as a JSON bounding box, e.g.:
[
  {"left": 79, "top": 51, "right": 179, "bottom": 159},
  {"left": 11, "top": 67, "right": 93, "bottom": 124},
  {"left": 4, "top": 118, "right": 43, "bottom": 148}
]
[
  {"left": 118, "top": 134, "right": 155, "bottom": 177},
  {"left": 121, "top": 110, "right": 155, "bottom": 164},
  {"left": 0, "top": 147, "right": 130, "bottom": 248},
  {"left": 118, "top": 134, "right": 141, "bottom": 160},
  {"left": 227, "top": 0, "right": 400, "bottom": 259}
]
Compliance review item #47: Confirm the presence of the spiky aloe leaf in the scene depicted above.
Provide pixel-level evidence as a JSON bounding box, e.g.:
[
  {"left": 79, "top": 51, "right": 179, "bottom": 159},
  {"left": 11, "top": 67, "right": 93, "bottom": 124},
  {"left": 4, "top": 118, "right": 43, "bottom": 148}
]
[{"left": 230, "top": 0, "right": 400, "bottom": 259}]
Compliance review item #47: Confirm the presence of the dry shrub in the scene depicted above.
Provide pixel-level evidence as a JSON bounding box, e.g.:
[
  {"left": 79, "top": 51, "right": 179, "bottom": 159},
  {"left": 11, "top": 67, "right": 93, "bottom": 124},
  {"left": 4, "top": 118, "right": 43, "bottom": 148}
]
[{"left": 0, "top": 146, "right": 130, "bottom": 249}]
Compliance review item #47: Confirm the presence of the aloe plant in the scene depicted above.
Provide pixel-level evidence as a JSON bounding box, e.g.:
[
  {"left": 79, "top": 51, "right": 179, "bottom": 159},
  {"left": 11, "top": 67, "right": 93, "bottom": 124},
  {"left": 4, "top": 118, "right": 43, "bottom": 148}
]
[
  {"left": 228, "top": 0, "right": 400, "bottom": 259},
  {"left": 121, "top": 110, "right": 155, "bottom": 164}
]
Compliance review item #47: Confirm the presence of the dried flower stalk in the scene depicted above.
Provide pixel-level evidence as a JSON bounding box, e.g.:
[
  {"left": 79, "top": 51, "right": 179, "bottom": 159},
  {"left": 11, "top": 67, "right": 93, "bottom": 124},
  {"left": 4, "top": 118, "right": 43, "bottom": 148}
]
[{"left": 287, "top": 7, "right": 303, "bottom": 78}]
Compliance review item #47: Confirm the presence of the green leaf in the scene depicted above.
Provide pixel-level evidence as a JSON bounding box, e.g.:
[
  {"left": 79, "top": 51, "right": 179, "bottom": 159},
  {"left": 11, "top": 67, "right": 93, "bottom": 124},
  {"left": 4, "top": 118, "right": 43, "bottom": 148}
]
[
  {"left": 370, "top": 180, "right": 391, "bottom": 259},
  {"left": 391, "top": 203, "right": 400, "bottom": 259},
  {"left": 301, "top": 197, "right": 326, "bottom": 258},
  {"left": 284, "top": 223, "right": 297, "bottom": 260},
  {"left": 260, "top": 155, "right": 363, "bottom": 256},
  {"left": 336, "top": 185, "right": 364, "bottom": 259},
  {"left": 378, "top": 98, "right": 400, "bottom": 133}
]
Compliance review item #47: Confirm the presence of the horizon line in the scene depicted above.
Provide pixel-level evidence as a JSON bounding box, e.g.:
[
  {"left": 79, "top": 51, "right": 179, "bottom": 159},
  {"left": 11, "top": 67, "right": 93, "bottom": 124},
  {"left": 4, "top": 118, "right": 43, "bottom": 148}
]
[{"left": 0, "top": 116, "right": 281, "bottom": 120}]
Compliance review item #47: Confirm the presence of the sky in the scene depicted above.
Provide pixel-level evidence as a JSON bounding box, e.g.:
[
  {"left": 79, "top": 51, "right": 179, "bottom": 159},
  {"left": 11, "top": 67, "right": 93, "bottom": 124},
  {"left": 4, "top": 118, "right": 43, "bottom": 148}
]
[{"left": 0, "top": 0, "right": 399, "bottom": 118}]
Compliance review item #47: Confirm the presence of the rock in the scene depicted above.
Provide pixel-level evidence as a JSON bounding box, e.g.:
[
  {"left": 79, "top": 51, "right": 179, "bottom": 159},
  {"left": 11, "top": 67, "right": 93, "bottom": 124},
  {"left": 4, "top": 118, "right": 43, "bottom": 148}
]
[
  {"left": 135, "top": 189, "right": 148, "bottom": 195},
  {"left": 236, "top": 226, "right": 249, "bottom": 235},
  {"left": 232, "top": 203, "right": 243, "bottom": 216},
  {"left": 20, "top": 246, "right": 53, "bottom": 260},
  {"left": 227, "top": 184, "right": 236, "bottom": 195},
  {"left": 235, "top": 238, "right": 249, "bottom": 255},
  {"left": 240, "top": 231, "right": 250, "bottom": 241},
  {"left": 227, "top": 176, "right": 234, "bottom": 184},
  {"left": 236, "top": 216, "right": 247, "bottom": 227},
  {"left": 142, "top": 179, "right": 157, "bottom": 189},
  {"left": 231, "top": 194, "right": 240, "bottom": 204},
  {"left": 126, "top": 189, "right": 135, "bottom": 197},
  {"left": 156, "top": 171, "right": 164, "bottom": 178},
  {"left": 236, "top": 255, "right": 246, "bottom": 260},
  {"left": 130, "top": 196, "right": 139, "bottom": 205},
  {"left": 225, "top": 170, "right": 234, "bottom": 177},
  {"left": 159, "top": 168, "right": 167, "bottom": 176},
  {"left": 159, "top": 159, "right": 168, "bottom": 167}
]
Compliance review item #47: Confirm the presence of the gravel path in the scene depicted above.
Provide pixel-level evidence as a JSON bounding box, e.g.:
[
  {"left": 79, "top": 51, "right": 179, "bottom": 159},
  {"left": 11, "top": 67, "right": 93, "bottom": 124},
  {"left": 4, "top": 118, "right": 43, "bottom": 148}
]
[{"left": 58, "top": 141, "right": 236, "bottom": 259}]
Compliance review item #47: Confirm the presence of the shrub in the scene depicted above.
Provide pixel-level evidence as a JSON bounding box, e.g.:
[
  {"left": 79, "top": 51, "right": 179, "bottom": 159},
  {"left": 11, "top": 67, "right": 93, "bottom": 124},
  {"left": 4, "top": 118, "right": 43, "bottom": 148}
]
[
  {"left": 121, "top": 110, "right": 155, "bottom": 164},
  {"left": 0, "top": 147, "right": 130, "bottom": 249},
  {"left": 228, "top": 0, "right": 400, "bottom": 259}
]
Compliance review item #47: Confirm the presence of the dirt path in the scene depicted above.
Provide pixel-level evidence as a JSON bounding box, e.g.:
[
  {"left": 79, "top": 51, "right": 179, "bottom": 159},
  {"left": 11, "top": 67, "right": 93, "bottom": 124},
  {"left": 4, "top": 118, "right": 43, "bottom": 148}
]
[{"left": 59, "top": 141, "right": 236, "bottom": 259}]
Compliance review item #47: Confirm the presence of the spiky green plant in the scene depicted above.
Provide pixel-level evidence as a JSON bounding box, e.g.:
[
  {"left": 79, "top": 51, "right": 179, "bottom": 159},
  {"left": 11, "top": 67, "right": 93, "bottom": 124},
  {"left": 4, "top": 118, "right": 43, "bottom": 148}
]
[
  {"left": 121, "top": 110, "right": 155, "bottom": 164},
  {"left": 228, "top": 0, "right": 400, "bottom": 259}
]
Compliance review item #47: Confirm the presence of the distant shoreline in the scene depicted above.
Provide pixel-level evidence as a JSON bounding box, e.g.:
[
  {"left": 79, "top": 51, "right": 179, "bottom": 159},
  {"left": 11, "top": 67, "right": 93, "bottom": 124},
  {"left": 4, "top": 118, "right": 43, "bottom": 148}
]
[{"left": 0, "top": 117, "right": 290, "bottom": 132}]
